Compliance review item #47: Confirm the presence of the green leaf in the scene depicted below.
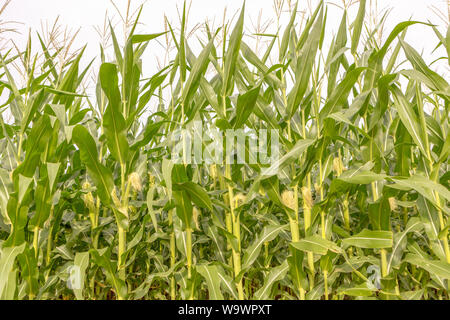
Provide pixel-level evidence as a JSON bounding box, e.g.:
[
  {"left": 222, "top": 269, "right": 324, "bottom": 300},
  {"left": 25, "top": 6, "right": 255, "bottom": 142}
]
[
  {"left": 446, "top": 25, "right": 450, "bottom": 64},
  {"left": 291, "top": 235, "right": 342, "bottom": 255},
  {"left": 287, "top": 6, "right": 323, "bottom": 118},
  {"left": 240, "top": 42, "right": 283, "bottom": 89},
  {"left": 90, "top": 248, "right": 127, "bottom": 299},
  {"left": 215, "top": 266, "right": 238, "bottom": 299},
  {"left": 52, "top": 47, "right": 85, "bottom": 109},
  {"left": 364, "top": 21, "right": 425, "bottom": 91},
  {"left": 337, "top": 161, "right": 384, "bottom": 184},
  {"left": 20, "top": 89, "right": 44, "bottom": 134},
  {"left": 254, "top": 261, "right": 289, "bottom": 299},
  {"left": 260, "top": 176, "right": 286, "bottom": 211},
  {"left": 174, "top": 182, "right": 212, "bottom": 211},
  {"left": 30, "top": 177, "right": 52, "bottom": 228},
  {"left": 99, "top": 63, "right": 128, "bottom": 165},
  {"left": 146, "top": 186, "right": 159, "bottom": 232},
  {"left": 400, "top": 39, "right": 449, "bottom": 94},
  {"left": 405, "top": 254, "right": 450, "bottom": 279},
  {"left": 279, "top": 1, "right": 298, "bottom": 61},
  {"left": 0, "top": 243, "right": 25, "bottom": 298},
  {"left": 338, "top": 283, "right": 376, "bottom": 297},
  {"left": 47, "top": 162, "right": 60, "bottom": 192},
  {"left": 182, "top": 39, "right": 214, "bottom": 106},
  {"left": 173, "top": 190, "right": 193, "bottom": 229},
  {"left": 162, "top": 158, "right": 174, "bottom": 199},
  {"left": 179, "top": 1, "right": 187, "bottom": 82},
  {"left": 261, "top": 139, "right": 315, "bottom": 177},
  {"left": 387, "top": 218, "right": 422, "bottom": 273},
  {"left": 416, "top": 195, "right": 443, "bottom": 242},
  {"left": 400, "top": 290, "right": 424, "bottom": 300},
  {"left": 234, "top": 85, "right": 261, "bottom": 128},
  {"left": 16, "top": 115, "right": 52, "bottom": 178},
  {"left": 351, "top": 0, "right": 366, "bottom": 54},
  {"left": 319, "top": 67, "right": 366, "bottom": 123},
  {"left": 4, "top": 197, "right": 28, "bottom": 247},
  {"left": 378, "top": 21, "right": 426, "bottom": 61},
  {"left": 288, "top": 247, "right": 307, "bottom": 295},
  {"left": 72, "top": 251, "right": 89, "bottom": 300},
  {"left": 242, "top": 224, "right": 287, "bottom": 270},
  {"left": 391, "top": 175, "right": 450, "bottom": 210},
  {"left": 223, "top": 3, "right": 245, "bottom": 96},
  {"left": 368, "top": 197, "right": 391, "bottom": 231},
  {"left": 327, "top": 10, "right": 347, "bottom": 95},
  {"left": 343, "top": 229, "right": 393, "bottom": 249},
  {"left": 196, "top": 264, "right": 224, "bottom": 300},
  {"left": 18, "top": 174, "right": 32, "bottom": 204},
  {"left": 73, "top": 125, "right": 114, "bottom": 204},
  {"left": 131, "top": 32, "right": 167, "bottom": 44},
  {"left": 391, "top": 86, "right": 428, "bottom": 157}
]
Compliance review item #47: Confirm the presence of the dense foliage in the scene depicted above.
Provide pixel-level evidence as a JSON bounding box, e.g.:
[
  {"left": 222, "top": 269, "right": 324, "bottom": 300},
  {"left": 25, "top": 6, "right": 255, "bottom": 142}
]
[{"left": 0, "top": 0, "right": 449, "bottom": 300}]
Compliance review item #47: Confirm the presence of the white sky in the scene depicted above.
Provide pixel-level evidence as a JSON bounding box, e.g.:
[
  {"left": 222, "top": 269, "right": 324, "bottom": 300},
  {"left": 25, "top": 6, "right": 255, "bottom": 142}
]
[{"left": 3, "top": 0, "right": 450, "bottom": 88}]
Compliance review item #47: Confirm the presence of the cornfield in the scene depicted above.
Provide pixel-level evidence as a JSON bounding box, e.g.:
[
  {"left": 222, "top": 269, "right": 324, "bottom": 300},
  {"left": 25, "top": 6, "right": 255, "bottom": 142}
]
[{"left": 0, "top": 0, "right": 449, "bottom": 300}]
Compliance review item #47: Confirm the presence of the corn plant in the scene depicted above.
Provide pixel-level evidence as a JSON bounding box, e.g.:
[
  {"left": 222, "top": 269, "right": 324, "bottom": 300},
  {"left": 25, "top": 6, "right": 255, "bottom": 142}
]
[{"left": 0, "top": 0, "right": 449, "bottom": 300}]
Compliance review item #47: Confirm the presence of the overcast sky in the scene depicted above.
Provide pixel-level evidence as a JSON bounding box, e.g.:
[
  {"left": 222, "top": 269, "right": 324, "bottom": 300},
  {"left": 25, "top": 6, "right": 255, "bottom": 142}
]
[{"left": 3, "top": 0, "right": 450, "bottom": 85}]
